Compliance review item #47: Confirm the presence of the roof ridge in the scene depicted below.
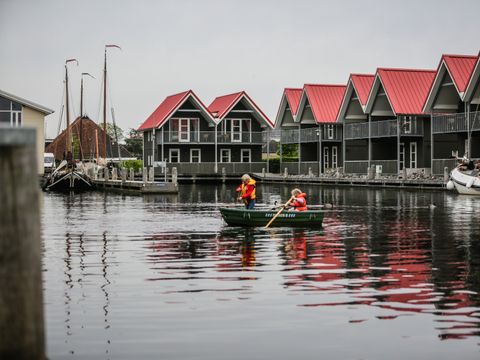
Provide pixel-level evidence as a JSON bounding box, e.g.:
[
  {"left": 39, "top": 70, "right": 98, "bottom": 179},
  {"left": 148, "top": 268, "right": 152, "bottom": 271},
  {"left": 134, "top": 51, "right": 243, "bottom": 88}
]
[
  {"left": 304, "top": 83, "right": 346, "bottom": 88},
  {"left": 377, "top": 68, "right": 436, "bottom": 73},
  {"left": 442, "top": 54, "right": 478, "bottom": 59},
  {"left": 350, "top": 73, "right": 375, "bottom": 77},
  {"left": 211, "top": 91, "right": 244, "bottom": 100}
]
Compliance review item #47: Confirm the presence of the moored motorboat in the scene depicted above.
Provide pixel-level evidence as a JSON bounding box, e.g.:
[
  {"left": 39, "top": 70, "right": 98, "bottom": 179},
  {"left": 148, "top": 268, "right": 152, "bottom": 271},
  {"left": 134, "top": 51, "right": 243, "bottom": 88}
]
[
  {"left": 219, "top": 207, "right": 324, "bottom": 227},
  {"left": 447, "top": 167, "right": 480, "bottom": 195}
]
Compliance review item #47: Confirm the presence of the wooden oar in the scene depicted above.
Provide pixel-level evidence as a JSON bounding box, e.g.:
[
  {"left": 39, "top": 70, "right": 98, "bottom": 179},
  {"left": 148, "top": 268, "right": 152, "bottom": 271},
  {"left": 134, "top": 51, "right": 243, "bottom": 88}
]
[{"left": 264, "top": 196, "right": 294, "bottom": 229}]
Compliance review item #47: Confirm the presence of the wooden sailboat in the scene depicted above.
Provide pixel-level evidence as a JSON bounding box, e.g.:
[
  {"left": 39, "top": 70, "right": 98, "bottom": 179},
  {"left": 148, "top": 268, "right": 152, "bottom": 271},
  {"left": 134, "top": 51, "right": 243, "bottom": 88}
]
[{"left": 43, "top": 59, "right": 93, "bottom": 192}]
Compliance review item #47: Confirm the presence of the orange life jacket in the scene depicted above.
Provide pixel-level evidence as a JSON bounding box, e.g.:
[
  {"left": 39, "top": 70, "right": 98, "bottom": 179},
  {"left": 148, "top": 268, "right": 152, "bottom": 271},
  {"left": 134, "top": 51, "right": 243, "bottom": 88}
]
[
  {"left": 291, "top": 193, "right": 307, "bottom": 211},
  {"left": 237, "top": 179, "right": 256, "bottom": 202}
]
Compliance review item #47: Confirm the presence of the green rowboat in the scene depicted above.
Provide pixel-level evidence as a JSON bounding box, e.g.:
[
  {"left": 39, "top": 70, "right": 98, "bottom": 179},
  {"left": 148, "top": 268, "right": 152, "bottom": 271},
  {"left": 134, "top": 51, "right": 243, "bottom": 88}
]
[{"left": 219, "top": 207, "right": 324, "bottom": 227}]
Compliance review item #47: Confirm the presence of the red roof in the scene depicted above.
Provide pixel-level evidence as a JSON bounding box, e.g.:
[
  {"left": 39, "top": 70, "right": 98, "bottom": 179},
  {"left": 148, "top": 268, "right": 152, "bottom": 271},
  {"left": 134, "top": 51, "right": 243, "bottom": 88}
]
[
  {"left": 373, "top": 69, "right": 436, "bottom": 115},
  {"left": 302, "top": 84, "right": 347, "bottom": 123},
  {"left": 350, "top": 74, "right": 375, "bottom": 106},
  {"left": 442, "top": 54, "right": 478, "bottom": 93},
  {"left": 208, "top": 91, "right": 273, "bottom": 127},
  {"left": 138, "top": 90, "right": 213, "bottom": 131},
  {"left": 284, "top": 88, "right": 303, "bottom": 116}
]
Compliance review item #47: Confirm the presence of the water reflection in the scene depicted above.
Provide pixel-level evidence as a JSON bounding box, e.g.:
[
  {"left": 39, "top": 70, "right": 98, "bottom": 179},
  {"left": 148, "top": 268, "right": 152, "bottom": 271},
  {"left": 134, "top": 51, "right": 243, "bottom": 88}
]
[{"left": 42, "top": 185, "right": 480, "bottom": 359}]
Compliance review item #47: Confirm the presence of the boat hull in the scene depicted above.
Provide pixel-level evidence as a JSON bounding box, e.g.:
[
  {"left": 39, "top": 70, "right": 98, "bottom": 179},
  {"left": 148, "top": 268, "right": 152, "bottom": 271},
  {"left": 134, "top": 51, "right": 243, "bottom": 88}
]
[
  {"left": 44, "top": 171, "right": 93, "bottom": 192},
  {"left": 450, "top": 168, "right": 480, "bottom": 195},
  {"left": 219, "top": 207, "right": 324, "bottom": 227}
]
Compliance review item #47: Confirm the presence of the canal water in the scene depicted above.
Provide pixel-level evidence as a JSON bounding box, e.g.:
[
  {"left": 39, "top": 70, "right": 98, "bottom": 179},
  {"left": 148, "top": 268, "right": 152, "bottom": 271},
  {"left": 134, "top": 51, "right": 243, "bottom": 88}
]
[{"left": 41, "top": 184, "right": 480, "bottom": 359}]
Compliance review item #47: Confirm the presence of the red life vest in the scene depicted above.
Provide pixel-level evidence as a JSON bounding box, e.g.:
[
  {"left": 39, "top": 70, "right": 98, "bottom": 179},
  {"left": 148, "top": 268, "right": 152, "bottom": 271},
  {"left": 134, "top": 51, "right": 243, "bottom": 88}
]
[
  {"left": 291, "top": 193, "right": 307, "bottom": 211},
  {"left": 236, "top": 179, "right": 256, "bottom": 203}
]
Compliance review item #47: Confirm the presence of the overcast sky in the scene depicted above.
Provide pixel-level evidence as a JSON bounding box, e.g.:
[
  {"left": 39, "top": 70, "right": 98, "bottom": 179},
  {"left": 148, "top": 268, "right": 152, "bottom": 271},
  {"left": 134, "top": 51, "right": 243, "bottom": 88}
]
[{"left": 1, "top": 0, "right": 479, "bottom": 138}]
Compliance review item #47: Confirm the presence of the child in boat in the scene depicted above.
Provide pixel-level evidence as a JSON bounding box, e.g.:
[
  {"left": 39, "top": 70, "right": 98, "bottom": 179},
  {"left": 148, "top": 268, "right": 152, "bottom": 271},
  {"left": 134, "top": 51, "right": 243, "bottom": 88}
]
[
  {"left": 289, "top": 188, "right": 307, "bottom": 211},
  {"left": 236, "top": 174, "right": 256, "bottom": 209}
]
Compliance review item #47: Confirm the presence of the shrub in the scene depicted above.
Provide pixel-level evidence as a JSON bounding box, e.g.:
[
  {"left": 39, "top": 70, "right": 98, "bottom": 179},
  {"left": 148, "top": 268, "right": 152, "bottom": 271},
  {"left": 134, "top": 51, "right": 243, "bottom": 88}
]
[{"left": 121, "top": 159, "right": 143, "bottom": 172}]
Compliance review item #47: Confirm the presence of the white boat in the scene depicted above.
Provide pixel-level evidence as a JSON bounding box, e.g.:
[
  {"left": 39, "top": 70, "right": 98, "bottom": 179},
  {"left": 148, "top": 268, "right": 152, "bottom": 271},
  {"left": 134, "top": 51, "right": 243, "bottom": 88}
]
[{"left": 447, "top": 167, "right": 480, "bottom": 195}]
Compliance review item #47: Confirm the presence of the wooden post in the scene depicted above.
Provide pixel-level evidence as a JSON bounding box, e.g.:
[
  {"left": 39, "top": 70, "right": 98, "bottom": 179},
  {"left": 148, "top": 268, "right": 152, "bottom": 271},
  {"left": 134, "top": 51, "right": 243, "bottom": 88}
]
[
  {"left": 129, "top": 168, "right": 134, "bottom": 181},
  {"left": 172, "top": 167, "right": 178, "bottom": 185},
  {"left": 0, "top": 128, "right": 45, "bottom": 359}
]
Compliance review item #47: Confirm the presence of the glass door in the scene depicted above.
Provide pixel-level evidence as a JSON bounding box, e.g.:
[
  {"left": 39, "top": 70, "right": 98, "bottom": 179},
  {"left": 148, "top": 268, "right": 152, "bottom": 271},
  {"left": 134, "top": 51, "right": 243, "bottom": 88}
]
[
  {"left": 410, "top": 142, "right": 417, "bottom": 169},
  {"left": 231, "top": 119, "right": 241, "bottom": 142},
  {"left": 179, "top": 119, "right": 190, "bottom": 142},
  {"left": 323, "top": 147, "right": 329, "bottom": 169},
  {"left": 332, "top": 146, "right": 338, "bottom": 168},
  {"left": 399, "top": 142, "right": 405, "bottom": 170}
]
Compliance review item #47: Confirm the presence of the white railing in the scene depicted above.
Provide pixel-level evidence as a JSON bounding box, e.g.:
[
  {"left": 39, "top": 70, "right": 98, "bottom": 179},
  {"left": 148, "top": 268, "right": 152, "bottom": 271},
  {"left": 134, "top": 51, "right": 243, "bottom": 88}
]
[{"left": 162, "top": 131, "right": 264, "bottom": 144}]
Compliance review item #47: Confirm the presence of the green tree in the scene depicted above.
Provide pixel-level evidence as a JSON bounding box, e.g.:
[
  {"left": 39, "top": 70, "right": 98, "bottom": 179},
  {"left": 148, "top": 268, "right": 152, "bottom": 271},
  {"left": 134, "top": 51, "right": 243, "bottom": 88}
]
[
  {"left": 124, "top": 128, "right": 143, "bottom": 159},
  {"left": 102, "top": 122, "right": 124, "bottom": 142},
  {"left": 278, "top": 143, "right": 298, "bottom": 160}
]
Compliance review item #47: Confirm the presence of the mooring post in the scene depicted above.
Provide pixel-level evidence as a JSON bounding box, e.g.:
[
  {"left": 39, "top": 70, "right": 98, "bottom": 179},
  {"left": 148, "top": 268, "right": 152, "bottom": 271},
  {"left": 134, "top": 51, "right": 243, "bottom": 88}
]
[
  {"left": 444, "top": 166, "right": 449, "bottom": 184},
  {"left": 143, "top": 167, "right": 147, "bottom": 183},
  {"left": 172, "top": 167, "right": 178, "bottom": 185},
  {"left": 221, "top": 167, "right": 226, "bottom": 184},
  {"left": 112, "top": 167, "right": 118, "bottom": 181},
  {"left": 121, "top": 169, "right": 127, "bottom": 184},
  {"left": 104, "top": 167, "right": 109, "bottom": 182},
  {"left": 0, "top": 128, "right": 46, "bottom": 359},
  {"left": 149, "top": 167, "right": 154, "bottom": 182},
  {"left": 129, "top": 168, "right": 134, "bottom": 181},
  {"left": 283, "top": 167, "right": 288, "bottom": 178}
]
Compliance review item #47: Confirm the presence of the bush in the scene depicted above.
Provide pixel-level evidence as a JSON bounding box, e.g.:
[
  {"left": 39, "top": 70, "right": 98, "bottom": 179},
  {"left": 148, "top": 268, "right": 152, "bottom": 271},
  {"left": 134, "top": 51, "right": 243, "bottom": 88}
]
[{"left": 121, "top": 159, "right": 143, "bottom": 172}]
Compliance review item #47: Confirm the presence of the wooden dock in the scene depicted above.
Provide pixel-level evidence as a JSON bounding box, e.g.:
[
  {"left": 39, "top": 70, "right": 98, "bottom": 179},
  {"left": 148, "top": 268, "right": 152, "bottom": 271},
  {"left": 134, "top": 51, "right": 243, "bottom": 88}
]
[
  {"left": 92, "top": 179, "right": 178, "bottom": 194},
  {"left": 252, "top": 173, "right": 446, "bottom": 190}
]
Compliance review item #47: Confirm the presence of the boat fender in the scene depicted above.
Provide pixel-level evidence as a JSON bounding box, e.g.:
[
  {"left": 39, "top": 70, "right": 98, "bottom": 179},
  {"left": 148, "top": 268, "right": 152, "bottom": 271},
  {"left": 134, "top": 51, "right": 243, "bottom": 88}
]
[
  {"left": 466, "top": 178, "right": 475, "bottom": 189},
  {"left": 446, "top": 180, "right": 455, "bottom": 191}
]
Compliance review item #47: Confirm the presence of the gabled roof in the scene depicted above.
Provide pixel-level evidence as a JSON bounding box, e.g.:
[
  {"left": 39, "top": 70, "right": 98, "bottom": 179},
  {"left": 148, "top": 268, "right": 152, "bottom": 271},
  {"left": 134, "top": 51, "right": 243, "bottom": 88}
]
[
  {"left": 284, "top": 88, "right": 303, "bottom": 116},
  {"left": 337, "top": 74, "right": 374, "bottom": 122},
  {"left": 208, "top": 91, "right": 273, "bottom": 128},
  {"left": 423, "top": 54, "right": 478, "bottom": 111},
  {"left": 464, "top": 53, "right": 480, "bottom": 102},
  {"left": 273, "top": 88, "right": 303, "bottom": 128},
  {"left": 296, "top": 84, "right": 346, "bottom": 124},
  {"left": 350, "top": 74, "right": 375, "bottom": 106},
  {"left": 0, "top": 89, "right": 54, "bottom": 115},
  {"left": 365, "top": 68, "right": 436, "bottom": 115},
  {"left": 138, "top": 90, "right": 215, "bottom": 131}
]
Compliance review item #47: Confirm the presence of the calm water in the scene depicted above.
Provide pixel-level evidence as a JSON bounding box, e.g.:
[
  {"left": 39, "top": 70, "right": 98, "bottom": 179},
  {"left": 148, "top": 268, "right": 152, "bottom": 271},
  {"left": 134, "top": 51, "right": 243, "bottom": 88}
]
[{"left": 41, "top": 184, "right": 480, "bottom": 359}]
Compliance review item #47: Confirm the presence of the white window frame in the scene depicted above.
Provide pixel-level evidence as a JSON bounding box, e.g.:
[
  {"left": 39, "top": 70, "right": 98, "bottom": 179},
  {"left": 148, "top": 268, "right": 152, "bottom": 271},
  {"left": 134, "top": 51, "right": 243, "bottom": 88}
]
[
  {"left": 410, "top": 142, "right": 417, "bottom": 169},
  {"left": 332, "top": 146, "right": 338, "bottom": 168},
  {"left": 190, "top": 148, "right": 201, "bottom": 163},
  {"left": 179, "top": 118, "right": 190, "bottom": 142},
  {"left": 327, "top": 124, "right": 334, "bottom": 139},
  {"left": 220, "top": 148, "right": 231, "bottom": 163},
  {"left": 323, "top": 147, "right": 329, "bottom": 169},
  {"left": 403, "top": 116, "right": 412, "bottom": 134},
  {"left": 169, "top": 148, "right": 180, "bottom": 163},
  {"left": 241, "top": 149, "right": 251, "bottom": 163},
  {"left": 399, "top": 142, "right": 405, "bottom": 170},
  {"left": 11, "top": 111, "right": 21, "bottom": 127}
]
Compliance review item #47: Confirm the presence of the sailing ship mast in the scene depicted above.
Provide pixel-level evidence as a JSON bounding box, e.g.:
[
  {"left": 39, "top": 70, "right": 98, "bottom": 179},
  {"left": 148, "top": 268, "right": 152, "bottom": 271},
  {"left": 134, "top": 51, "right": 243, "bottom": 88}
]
[
  {"left": 103, "top": 44, "right": 121, "bottom": 160},
  {"left": 65, "top": 59, "right": 78, "bottom": 155},
  {"left": 79, "top": 72, "right": 95, "bottom": 161}
]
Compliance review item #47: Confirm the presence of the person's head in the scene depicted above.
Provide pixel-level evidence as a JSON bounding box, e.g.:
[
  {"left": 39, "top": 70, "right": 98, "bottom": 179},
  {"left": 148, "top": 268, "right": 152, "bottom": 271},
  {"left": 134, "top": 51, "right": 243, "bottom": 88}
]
[
  {"left": 241, "top": 174, "right": 251, "bottom": 183},
  {"left": 291, "top": 188, "right": 302, "bottom": 197}
]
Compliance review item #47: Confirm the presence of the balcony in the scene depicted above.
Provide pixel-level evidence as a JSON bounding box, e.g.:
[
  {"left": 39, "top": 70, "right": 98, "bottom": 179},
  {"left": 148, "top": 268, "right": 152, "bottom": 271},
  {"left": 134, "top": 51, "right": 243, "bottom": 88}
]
[
  {"left": 161, "top": 131, "right": 264, "bottom": 144},
  {"left": 432, "top": 111, "right": 480, "bottom": 134},
  {"left": 345, "top": 118, "right": 424, "bottom": 140},
  {"left": 281, "top": 127, "right": 342, "bottom": 144},
  {"left": 164, "top": 162, "right": 265, "bottom": 175}
]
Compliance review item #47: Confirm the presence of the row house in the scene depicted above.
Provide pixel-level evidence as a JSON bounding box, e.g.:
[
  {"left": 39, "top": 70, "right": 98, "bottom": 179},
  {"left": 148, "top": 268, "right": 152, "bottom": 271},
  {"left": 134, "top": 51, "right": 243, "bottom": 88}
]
[
  {"left": 0, "top": 89, "right": 54, "bottom": 174},
  {"left": 138, "top": 90, "right": 273, "bottom": 176},
  {"left": 276, "top": 85, "right": 345, "bottom": 175},
  {"left": 423, "top": 54, "right": 480, "bottom": 174},
  {"left": 341, "top": 69, "right": 436, "bottom": 175}
]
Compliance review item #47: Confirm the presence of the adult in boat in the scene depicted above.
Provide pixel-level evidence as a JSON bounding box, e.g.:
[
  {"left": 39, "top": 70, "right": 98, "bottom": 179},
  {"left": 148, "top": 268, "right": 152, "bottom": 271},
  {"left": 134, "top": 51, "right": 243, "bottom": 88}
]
[
  {"left": 289, "top": 188, "right": 307, "bottom": 211},
  {"left": 237, "top": 174, "right": 256, "bottom": 209},
  {"left": 457, "top": 156, "right": 475, "bottom": 171}
]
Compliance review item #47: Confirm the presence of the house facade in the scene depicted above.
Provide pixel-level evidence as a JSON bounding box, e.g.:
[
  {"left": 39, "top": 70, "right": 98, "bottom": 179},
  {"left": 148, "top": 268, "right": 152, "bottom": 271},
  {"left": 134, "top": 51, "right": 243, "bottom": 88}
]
[
  {"left": 0, "top": 89, "right": 54, "bottom": 174},
  {"left": 138, "top": 90, "right": 273, "bottom": 176},
  {"left": 423, "top": 54, "right": 479, "bottom": 174},
  {"left": 338, "top": 74, "right": 375, "bottom": 174},
  {"left": 276, "top": 85, "right": 345, "bottom": 175},
  {"left": 358, "top": 68, "right": 436, "bottom": 175}
]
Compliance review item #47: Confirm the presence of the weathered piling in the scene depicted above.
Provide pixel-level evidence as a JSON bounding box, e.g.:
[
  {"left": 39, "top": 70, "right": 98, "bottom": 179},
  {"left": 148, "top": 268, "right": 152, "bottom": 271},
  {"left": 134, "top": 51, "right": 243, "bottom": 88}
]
[{"left": 0, "top": 128, "right": 45, "bottom": 359}]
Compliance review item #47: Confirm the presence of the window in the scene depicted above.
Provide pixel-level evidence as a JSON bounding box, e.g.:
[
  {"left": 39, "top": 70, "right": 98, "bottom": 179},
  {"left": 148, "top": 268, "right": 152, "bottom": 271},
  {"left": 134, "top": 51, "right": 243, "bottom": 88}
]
[
  {"left": 399, "top": 143, "right": 405, "bottom": 170},
  {"left": 190, "top": 149, "right": 201, "bottom": 163},
  {"left": 402, "top": 116, "right": 412, "bottom": 134},
  {"left": 323, "top": 147, "right": 329, "bottom": 169},
  {"left": 223, "top": 119, "right": 243, "bottom": 142},
  {"left": 11, "top": 111, "right": 21, "bottom": 127},
  {"left": 220, "top": 149, "right": 231, "bottom": 163},
  {"left": 327, "top": 125, "right": 334, "bottom": 139},
  {"left": 241, "top": 149, "right": 251, "bottom": 163},
  {"left": 332, "top": 146, "right": 338, "bottom": 168},
  {"left": 170, "top": 118, "right": 199, "bottom": 142},
  {"left": 410, "top": 142, "right": 417, "bottom": 169},
  {"left": 169, "top": 148, "right": 180, "bottom": 163},
  {"left": 179, "top": 118, "right": 190, "bottom": 142}
]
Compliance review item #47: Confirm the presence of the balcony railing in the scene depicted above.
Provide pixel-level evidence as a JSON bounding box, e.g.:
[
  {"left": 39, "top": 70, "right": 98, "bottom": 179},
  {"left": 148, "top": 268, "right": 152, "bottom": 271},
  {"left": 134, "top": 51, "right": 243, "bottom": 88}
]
[
  {"left": 281, "top": 127, "right": 342, "bottom": 144},
  {"left": 371, "top": 160, "right": 398, "bottom": 174},
  {"left": 344, "top": 160, "right": 369, "bottom": 174},
  {"left": 164, "top": 162, "right": 266, "bottom": 175},
  {"left": 345, "top": 119, "right": 424, "bottom": 140},
  {"left": 161, "top": 131, "right": 264, "bottom": 144},
  {"left": 432, "top": 111, "right": 480, "bottom": 134}
]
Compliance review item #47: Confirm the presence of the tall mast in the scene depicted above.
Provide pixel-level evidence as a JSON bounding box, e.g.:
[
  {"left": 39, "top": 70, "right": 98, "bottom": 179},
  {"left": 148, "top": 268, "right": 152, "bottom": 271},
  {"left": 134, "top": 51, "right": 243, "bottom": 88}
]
[
  {"left": 65, "top": 59, "right": 78, "bottom": 156},
  {"left": 103, "top": 48, "right": 107, "bottom": 159},
  {"left": 65, "top": 64, "right": 71, "bottom": 153},
  {"left": 103, "top": 45, "right": 121, "bottom": 160},
  {"left": 80, "top": 75, "right": 84, "bottom": 118},
  {"left": 80, "top": 72, "right": 95, "bottom": 161}
]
